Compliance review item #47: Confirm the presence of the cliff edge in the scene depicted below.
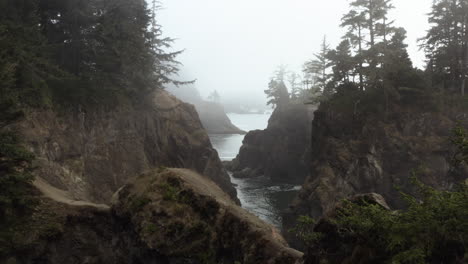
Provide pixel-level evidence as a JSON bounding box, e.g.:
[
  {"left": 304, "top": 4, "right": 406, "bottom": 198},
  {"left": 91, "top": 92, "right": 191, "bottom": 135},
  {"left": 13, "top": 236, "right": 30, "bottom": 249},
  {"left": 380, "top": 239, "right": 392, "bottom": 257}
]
[{"left": 17, "top": 89, "right": 237, "bottom": 203}]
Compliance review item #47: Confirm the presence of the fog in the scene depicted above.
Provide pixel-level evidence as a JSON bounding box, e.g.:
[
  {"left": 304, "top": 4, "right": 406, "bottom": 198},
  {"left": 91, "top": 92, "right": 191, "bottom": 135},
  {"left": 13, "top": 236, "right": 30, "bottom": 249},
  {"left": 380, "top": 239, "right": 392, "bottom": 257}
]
[{"left": 158, "top": 0, "right": 432, "bottom": 106}]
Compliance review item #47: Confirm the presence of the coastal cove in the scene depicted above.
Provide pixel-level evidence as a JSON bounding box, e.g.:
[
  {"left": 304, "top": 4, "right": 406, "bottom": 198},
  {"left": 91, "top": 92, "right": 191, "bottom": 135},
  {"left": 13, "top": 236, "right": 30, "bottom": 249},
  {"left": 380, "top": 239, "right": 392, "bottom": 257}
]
[{"left": 209, "top": 113, "right": 301, "bottom": 227}]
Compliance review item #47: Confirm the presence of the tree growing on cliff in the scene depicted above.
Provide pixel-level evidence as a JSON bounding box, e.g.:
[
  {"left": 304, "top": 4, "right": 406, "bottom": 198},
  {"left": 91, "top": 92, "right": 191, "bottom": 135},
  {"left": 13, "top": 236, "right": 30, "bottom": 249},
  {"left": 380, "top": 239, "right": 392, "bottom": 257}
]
[
  {"left": 304, "top": 36, "right": 331, "bottom": 95},
  {"left": 288, "top": 72, "right": 304, "bottom": 101},
  {"left": 265, "top": 79, "right": 290, "bottom": 108},
  {"left": 327, "top": 39, "right": 355, "bottom": 89},
  {"left": 340, "top": 0, "right": 395, "bottom": 91},
  {"left": 421, "top": 0, "right": 468, "bottom": 95}
]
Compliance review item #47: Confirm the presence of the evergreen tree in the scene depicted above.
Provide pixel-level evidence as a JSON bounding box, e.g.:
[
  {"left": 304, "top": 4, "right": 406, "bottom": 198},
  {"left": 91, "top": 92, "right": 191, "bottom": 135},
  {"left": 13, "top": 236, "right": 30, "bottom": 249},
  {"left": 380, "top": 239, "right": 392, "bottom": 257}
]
[
  {"left": 274, "top": 64, "right": 289, "bottom": 83},
  {"left": 265, "top": 78, "right": 290, "bottom": 109},
  {"left": 327, "top": 39, "right": 355, "bottom": 87},
  {"left": 422, "top": 0, "right": 468, "bottom": 95},
  {"left": 288, "top": 72, "right": 303, "bottom": 101},
  {"left": 304, "top": 36, "right": 331, "bottom": 93},
  {"left": 341, "top": 0, "right": 395, "bottom": 90},
  {"left": 341, "top": 10, "right": 366, "bottom": 91},
  {"left": 384, "top": 28, "right": 423, "bottom": 89}
]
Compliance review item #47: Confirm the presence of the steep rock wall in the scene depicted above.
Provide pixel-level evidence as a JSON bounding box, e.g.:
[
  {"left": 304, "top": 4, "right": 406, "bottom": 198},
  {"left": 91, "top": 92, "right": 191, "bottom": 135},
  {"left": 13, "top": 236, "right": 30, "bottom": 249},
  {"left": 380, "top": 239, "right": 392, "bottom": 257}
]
[
  {"left": 229, "top": 104, "right": 315, "bottom": 183},
  {"left": 17, "top": 89, "right": 237, "bottom": 203},
  {"left": 284, "top": 103, "right": 468, "bottom": 241}
]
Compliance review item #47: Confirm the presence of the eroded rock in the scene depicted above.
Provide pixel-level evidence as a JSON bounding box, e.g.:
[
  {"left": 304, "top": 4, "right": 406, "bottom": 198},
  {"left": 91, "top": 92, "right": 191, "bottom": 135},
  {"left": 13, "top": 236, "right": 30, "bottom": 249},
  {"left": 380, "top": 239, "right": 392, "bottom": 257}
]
[
  {"left": 17, "top": 89, "right": 237, "bottom": 203},
  {"left": 230, "top": 103, "right": 315, "bottom": 184}
]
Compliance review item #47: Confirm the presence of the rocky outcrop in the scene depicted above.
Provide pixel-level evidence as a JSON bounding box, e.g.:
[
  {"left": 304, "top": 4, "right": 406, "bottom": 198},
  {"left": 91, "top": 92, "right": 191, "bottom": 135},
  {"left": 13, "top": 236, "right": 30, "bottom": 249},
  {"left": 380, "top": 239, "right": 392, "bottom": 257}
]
[
  {"left": 228, "top": 103, "right": 315, "bottom": 183},
  {"left": 196, "top": 101, "right": 246, "bottom": 135},
  {"left": 167, "top": 85, "right": 245, "bottom": 135},
  {"left": 4, "top": 169, "right": 303, "bottom": 264},
  {"left": 17, "top": 89, "right": 237, "bottom": 203},
  {"left": 284, "top": 101, "right": 468, "bottom": 240}
]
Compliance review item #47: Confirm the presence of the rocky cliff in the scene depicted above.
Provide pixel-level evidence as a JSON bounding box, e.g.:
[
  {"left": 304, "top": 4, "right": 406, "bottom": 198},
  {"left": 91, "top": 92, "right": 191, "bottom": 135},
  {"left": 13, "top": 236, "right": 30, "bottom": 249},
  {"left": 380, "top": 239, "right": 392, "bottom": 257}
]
[
  {"left": 16, "top": 89, "right": 237, "bottom": 203},
  {"left": 228, "top": 103, "right": 315, "bottom": 183},
  {"left": 284, "top": 99, "right": 468, "bottom": 239},
  {"left": 196, "top": 101, "right": 246, "bottom": 135},
  {"left": 167, "top": 85, "right": 245, "bottom": 135},
  {"left": 3, "top": 168, "right": 303, "bottom": 264}
]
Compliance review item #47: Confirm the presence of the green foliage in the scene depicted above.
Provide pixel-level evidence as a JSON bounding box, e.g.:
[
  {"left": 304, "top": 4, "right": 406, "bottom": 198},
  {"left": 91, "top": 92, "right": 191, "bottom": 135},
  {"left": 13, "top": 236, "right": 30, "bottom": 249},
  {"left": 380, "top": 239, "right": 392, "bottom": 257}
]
[
  {"left": 421, "top": 0, "right": 468, "bottom": 94},
  {"left": 290, "top": 215, "right": 322, "bottom": 247},
  {"left": 303, "top": 36, "right": 331, "bottom": 96},
  {"left": 0, "top": 0, "right": 183, "bottom": 110},
  {"left": 298, "top": 180, "right": 468, "bottom": 263},
  {"left": 301, "top": 0, "right": 438, "bottom": 107},
  {"left": 451, "top": 124, "right": 468, "bottom": 166},
  {"left": 297, "top": 127, "right": 468, "bottom": 263},
  {"left": 265, "top": 78, "right": 290, "bottom": 108}
]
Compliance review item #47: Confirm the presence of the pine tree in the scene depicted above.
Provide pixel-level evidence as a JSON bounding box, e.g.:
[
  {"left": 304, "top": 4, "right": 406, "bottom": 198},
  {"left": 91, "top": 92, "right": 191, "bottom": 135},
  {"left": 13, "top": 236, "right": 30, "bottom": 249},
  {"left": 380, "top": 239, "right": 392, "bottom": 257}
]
[
  {"left": 341, "top": 10, "right": 366, "bottom": 91},
  {"left": 327, "top": 39, "right": 355, "bottom": 86},
  {"left": 288, "top": 72, "right": 303, "bottom": 101},
  {"left": 265, "top": 77, "right": 290, "bottom": 108},
  {"left": 304, "top": 36, "right": 331, "bottom": 93},
  {"left": 385, "top": 28, "right": 418, "bottom": 89},
  {"left": 342, "top": 0, "right": 395, "bottom": 90},
  {"left": 422, "top": 0, "right": 468, "bottom": 95}
]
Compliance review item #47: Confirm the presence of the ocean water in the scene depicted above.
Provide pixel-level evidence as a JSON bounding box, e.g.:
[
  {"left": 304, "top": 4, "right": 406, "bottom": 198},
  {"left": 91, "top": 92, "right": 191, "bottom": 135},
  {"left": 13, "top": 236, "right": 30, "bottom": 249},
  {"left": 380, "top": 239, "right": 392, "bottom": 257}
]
[{"left": 209, "top": 113, "right": 301, "bottom": 228}]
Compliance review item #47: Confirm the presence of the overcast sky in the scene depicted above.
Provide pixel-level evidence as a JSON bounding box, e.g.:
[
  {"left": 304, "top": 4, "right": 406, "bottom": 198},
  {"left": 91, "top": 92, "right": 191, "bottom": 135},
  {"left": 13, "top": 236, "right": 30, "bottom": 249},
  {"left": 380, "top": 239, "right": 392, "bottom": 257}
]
[{"left": 158, "top": 0, "right": 433, "bottom": 103}]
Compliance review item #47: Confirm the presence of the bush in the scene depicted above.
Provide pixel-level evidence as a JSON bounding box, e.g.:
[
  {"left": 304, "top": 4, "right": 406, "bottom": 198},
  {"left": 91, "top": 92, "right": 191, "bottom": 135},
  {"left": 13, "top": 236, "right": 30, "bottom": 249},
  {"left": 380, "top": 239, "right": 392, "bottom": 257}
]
[
  {"left": 297, "top": 180, "right": 468, "bottom": 264},
  {"left": 297, "top": 127, "right": 468, "bottom": 264}
]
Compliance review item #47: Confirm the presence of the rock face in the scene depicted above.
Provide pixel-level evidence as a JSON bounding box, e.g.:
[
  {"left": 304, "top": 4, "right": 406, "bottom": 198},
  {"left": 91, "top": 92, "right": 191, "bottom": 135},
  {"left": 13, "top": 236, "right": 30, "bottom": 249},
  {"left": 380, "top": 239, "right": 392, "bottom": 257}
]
[
  {"left": 167, "top": 85, "right": 245, "bottom": 135},
  {"left": 229, "top": 103, "right": 315, "bottom": 183},
  {"left": 284, "top": 102, "right": 468, "bottom": 238},
  {"left": 5, "top": 169, "right": 303, "bottom": 264},
  {"left": 196, "top": 101, "right": 246, "bottom": 135},
  {"left": 17, "top": 89, "right": 237, "bottom": 203}
]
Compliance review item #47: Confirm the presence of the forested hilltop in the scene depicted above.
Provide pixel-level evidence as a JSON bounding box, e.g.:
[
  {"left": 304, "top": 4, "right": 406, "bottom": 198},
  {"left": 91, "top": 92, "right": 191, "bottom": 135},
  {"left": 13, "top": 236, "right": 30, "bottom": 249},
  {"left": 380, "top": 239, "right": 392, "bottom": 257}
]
[{"left": 264, "top": 0, "right": 468, "bottom": 107}]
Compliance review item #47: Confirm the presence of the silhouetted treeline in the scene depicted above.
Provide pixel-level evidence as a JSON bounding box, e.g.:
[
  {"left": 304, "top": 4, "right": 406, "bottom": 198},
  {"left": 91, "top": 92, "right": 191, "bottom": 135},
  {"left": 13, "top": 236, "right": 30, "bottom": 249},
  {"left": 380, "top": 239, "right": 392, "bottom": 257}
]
[
  {"left": 274, "top": 0, "right": 468, "bottom": 109},
  {"left": 0, "top": 0, "right": 181, "bottom": 109}
]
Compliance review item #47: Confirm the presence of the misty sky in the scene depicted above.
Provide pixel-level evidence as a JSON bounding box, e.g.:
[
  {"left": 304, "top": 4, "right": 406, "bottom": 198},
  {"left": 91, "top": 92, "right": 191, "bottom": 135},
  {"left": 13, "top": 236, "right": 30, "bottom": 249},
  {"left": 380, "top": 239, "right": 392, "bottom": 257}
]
[{"left": 158, "top": 0, "right": 433, "bottom": 104}]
